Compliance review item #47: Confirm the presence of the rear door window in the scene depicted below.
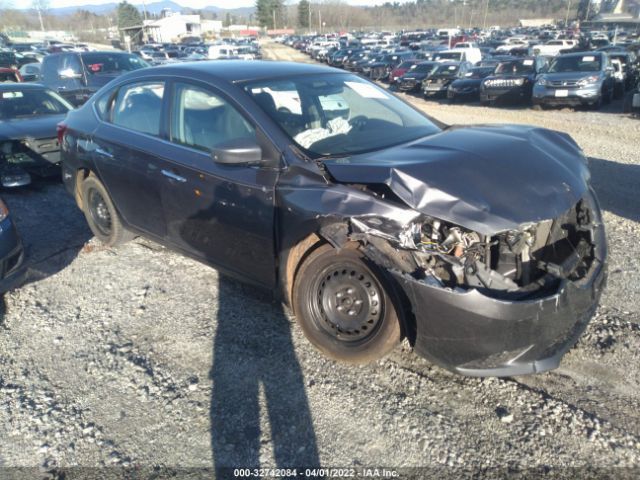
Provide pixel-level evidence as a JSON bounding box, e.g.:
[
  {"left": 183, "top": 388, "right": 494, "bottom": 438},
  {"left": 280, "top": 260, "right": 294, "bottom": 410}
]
[{"left": 111, "top": 82, "right": 164, "bottom": 136}]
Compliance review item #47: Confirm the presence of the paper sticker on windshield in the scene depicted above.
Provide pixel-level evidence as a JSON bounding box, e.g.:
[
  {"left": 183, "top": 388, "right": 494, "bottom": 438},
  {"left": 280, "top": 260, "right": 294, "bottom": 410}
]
[
  {"left": 1, "top": 92, "right": 23, "bottom": 99},
  {"left": 523, "top": 59, "right": 534, "bottom": 66},
  {"left": 345, "top": 81, "right": 390, "bottom": 99},
  {"left": 582, "top": 56, "right": 595, "bottom": 62},
  {"left": 448, "top": 66, "right": 456, "bottom": 70}
]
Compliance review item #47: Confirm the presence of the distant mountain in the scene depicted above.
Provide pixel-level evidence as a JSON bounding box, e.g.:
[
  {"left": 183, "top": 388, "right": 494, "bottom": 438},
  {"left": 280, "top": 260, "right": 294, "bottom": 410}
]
[{"left": 29, "top": 1, "right": 254, "bottom": 17}]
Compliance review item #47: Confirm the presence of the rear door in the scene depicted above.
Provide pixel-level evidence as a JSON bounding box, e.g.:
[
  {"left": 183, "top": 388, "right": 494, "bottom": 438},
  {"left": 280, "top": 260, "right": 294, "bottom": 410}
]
[{"left": 91, "top": 80, "right": 170, "bottom": 239}]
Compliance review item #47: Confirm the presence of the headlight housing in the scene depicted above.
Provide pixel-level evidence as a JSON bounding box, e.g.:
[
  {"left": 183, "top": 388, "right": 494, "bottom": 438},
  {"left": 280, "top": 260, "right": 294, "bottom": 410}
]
[
  {"left": 537, "top": 76, "right": 549, "bottom": 86},
  {"left": 577, "top": 75, "right": 600, "bottom": 87}
]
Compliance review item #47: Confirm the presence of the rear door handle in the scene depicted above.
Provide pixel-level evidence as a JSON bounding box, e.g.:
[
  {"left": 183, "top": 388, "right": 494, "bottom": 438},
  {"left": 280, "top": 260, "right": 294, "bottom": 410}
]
[
  {"left": 161, "top": 169, "right": 187, "bottom": 183},
  {"left": 95, "top": 147, "right": 113, "bottom": 158}
]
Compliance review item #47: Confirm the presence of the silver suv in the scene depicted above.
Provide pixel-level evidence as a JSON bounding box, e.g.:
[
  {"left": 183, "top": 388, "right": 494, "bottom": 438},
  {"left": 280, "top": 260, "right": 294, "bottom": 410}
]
[{"left": 532, "top": 51, "right": 615, "bottom": 109}]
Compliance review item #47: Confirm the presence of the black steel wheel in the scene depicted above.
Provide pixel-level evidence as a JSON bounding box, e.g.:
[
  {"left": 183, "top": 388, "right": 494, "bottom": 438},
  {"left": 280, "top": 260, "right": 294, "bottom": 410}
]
[
  {"left": 81, "top": 175, "right": 133, "bottom": 247},
  {"left": 293, "top": 244, "right": 402, "bottom": 364}
]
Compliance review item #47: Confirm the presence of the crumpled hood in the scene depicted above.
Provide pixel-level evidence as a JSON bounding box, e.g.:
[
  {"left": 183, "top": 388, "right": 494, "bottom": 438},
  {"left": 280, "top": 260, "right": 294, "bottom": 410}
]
[
  {"left": 323, "top": 124, "right": 590, "bottom": 236},
  {"left": 0, "top": 114, "right": 66, "bottom": 141}
]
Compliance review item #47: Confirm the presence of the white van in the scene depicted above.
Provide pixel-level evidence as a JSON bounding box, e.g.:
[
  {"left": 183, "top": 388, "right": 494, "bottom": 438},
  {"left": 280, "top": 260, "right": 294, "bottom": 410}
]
[{"left": 207, "top": 45, "right": 238, "bottom": 60}]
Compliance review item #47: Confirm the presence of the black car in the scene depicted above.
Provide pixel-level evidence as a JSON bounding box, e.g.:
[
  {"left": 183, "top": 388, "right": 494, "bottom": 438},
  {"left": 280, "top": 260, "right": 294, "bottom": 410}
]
[
  {"left": 40, "top": 51, "right": 149, "bottom": 106},
  {"left": 480, "top": 56, "right": 549, "bottom": 105},
  {"left": 0, "top": 196, "right": 25, "bottom": 292},
  {"left": 367, "top": 52, "right": 414, "bottom": 81},
  {"left": 447, "top": 66, "right": 496, "bottom": 102},
  {"left": 397, "top": 61, "right": 438, "bottom": 92},
  {"left": 60, "top": 61, "right": 606, "bottom": 377},
  {"left": 422, "top": 62, "right": 472, "bottom": 98},
  {"left": 0, "top": 83, "right": 73, "bottom": 187},
  {"left": 0, "top": 51, "right": 19, "bottom": 70}
]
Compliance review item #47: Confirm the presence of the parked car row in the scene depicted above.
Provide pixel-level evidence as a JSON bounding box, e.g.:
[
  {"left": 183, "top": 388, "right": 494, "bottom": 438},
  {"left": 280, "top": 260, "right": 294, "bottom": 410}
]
[{"left": 284, "top": 31, "right": 639, "bottom": 111}]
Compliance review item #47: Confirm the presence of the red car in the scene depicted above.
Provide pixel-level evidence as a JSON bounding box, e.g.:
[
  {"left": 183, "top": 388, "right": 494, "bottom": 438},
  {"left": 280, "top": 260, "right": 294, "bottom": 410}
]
[
  {"left": 0, "top": 68, "right": 22, "bottom": 83},
  {"left": 389, "top": 59, "right": 421, "bottom": 85}
]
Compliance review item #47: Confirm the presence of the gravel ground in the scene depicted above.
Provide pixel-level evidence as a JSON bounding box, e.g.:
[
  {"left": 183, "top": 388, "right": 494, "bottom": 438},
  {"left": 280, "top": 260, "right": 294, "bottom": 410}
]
[{"left": 0, "top": 41, "right": 638, "bottom": 478}]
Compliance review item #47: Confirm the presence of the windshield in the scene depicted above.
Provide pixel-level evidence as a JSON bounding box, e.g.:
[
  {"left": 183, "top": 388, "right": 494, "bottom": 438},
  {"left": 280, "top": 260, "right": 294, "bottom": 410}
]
[
  {"left": 548, "top": 55, "right": 602, "bottom": 73},
  {"left": 0, "top": 71, "right": 20, "bottom": 82},
  {"left": 495, "top": 59, "right": 535, "bottom": 74},
  {"left": 0, "top": 52, "right": 17, "bottom": 65},
  {"left": 244, "top": 73, "right": 440, "bottom": 157},
  {"left": 397, "top": 61, "right": 416, "bottom": 69},
  {"left": 0, "top": 88, "right": 72, "bottom": 119},
  {"left": 81, "top": 53, "right": 149, "bottom": 74},
  {"left": 412, "top": 62, "right": 437, "bottom": 73},
  {"left": 435, "top": 52, "right": 463, "bottom": 61},
  {"left": 465, "top": 67, "right": 495, "bottom": 79},
  {"left": 433, "top": 64, "right": 460, "bottom": 76}
]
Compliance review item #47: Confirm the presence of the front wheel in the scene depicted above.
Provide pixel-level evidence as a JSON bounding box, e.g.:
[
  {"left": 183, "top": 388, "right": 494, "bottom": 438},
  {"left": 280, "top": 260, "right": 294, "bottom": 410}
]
[
  {"left": 293, "top": 244, "right": 402, "bottom": 364},
  {"left": 81, "top": 175, "right": 133, "bottom": 247}
]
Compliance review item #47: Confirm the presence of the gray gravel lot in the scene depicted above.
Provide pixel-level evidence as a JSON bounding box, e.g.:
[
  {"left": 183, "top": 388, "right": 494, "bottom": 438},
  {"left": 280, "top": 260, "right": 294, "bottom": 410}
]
[{"left": 0, "top": 42, "right": 638, "bottom": 478}]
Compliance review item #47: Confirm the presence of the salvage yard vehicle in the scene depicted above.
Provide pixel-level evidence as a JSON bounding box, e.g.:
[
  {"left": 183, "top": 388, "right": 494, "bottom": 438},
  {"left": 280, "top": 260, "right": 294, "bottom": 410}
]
[
  {"left": 480, "top": 56, "right": 548, "bottom": 105},
  {"left": 40, "top": 51, "right": 149, "bottom": 106},
  {"left": 0, "top": 196, "right": 25, "bottom": 292},
  {"left": 422, "top": 62, "right": 472, "bottom": 98},
  {"left": 533, "top": 52, "right": 615, "bottom": 109},
  {"left": 60, "top": 61, "right": 607, "bottom": 376},
  {"left": 447, "top": 66, "right": 495, "bottom": 102},
  {"left": 397, "top": 61, "right": 438, "bottom": 92},
  {"left": 0, "top": 83, "right": 72, "bottom": 187}
]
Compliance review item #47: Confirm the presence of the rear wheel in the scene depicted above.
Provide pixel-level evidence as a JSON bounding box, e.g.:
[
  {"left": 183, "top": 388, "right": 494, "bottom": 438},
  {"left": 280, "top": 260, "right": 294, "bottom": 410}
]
[
  {"left": 293, "top": 244, "right": 402, "bottom": 364},
  {"left": 81, "top": 175, "right": 133, "bottom": 247}
]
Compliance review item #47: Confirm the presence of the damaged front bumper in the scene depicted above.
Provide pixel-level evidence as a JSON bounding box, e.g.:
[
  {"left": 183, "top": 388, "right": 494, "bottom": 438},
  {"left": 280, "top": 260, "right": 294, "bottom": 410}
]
[{"left": 392, "top": 258, "right": 605, "bottom": 377}]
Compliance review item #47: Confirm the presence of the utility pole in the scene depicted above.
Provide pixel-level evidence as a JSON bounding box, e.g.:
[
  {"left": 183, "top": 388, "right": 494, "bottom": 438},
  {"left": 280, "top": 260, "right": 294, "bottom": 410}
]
[
  {"left": 37, "top": 7, "right": 45, "bottom": 32},
  {"left": 273, "top": 8, "right": 276, "bottom": 30},
  {"left": 565, "top": 0, "right": 573, "bottom": 27},
  {"left": 483, "top": 0, "right": 490, "bottom": 30},
  {"left": 319, "top": 10, "right": 322, "bottom": 34},
  {"left": 585, "top": 0, "right": 591, "bottom": 21}
]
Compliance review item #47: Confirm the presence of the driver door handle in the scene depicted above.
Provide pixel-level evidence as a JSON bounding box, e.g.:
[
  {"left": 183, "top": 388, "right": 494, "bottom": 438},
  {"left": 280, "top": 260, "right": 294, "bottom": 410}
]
[{"left": 161, "top": 169, "right": 187, "bottom": 183}]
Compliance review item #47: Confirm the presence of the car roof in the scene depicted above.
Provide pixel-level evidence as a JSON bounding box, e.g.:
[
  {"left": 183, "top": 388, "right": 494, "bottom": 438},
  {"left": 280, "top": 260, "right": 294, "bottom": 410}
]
[
  {"left": 559, "top": 51, "right": 605, "bottom": 58},
  {"left": 142, "top": 60, "right": 342, "bottom": 83},
  {"left": 0, "top": 82, "right": 48, "bottom": 91}
]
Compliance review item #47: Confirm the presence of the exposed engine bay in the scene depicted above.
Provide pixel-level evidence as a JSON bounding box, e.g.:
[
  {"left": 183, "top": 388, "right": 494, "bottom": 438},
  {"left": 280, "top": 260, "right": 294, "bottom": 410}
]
[{"left": 350, "top": 194, "right": 598, "bottom": 300}]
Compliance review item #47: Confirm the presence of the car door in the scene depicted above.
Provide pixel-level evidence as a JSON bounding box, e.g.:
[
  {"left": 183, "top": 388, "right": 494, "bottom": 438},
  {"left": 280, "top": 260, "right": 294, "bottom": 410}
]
[
  {"left": 159, "top": 80, "right": 278, "bottom": 287},
  {"left": 91, "top": 80, "right": 170, "bottom": 239}
]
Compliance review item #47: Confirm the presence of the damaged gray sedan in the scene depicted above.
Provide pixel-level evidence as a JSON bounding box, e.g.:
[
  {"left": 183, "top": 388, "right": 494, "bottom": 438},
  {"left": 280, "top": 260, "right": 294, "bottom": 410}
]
[{"left": 60, "top": 62, "right": 606, "bottom": 376}]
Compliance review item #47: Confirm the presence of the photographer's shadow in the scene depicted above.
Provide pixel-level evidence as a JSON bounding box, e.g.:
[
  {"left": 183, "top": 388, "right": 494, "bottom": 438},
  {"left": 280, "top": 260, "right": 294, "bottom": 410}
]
[{"left": 210, "top": 276, "right": 320, "bottom": 472}]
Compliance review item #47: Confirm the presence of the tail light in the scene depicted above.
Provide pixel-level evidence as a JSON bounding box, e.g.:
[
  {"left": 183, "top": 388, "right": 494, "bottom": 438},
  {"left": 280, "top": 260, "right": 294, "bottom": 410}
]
[
  {"left": 0, "top": 198, "right": 9, "bottom": 222},
  {"left": 56, "top": 122, "right": 67, "bottom": 145}
]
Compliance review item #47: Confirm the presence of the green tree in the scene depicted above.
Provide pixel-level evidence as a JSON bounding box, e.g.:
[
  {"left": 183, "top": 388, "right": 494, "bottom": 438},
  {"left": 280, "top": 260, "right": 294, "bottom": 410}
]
[
  {"left": 255, "top": 0, "right": 284, "bottom": 29},
  {"left": 298, "top": 0, "right": 310, "bottom": 28},
  {"left": 117, "top": 1, "right": 143, "bottom": 43}
]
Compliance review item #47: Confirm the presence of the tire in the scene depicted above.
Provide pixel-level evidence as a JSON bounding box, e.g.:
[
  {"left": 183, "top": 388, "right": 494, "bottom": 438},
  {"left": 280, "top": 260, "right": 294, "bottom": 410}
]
[
  {"left": 292, "top": 244, "right": 402, "bottom": 364},
  {"left": 623, "top": 90, "right": 637, "bottom": 114},
  {"left": 81, "top": 175, "right": 133, "bottom": 247}
]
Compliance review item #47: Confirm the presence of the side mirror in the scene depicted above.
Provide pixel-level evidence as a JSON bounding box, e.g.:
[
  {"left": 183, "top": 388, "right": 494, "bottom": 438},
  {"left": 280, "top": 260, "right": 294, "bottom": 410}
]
[{"left": 211, "top": 138, "right": 262, "bottom": 165}]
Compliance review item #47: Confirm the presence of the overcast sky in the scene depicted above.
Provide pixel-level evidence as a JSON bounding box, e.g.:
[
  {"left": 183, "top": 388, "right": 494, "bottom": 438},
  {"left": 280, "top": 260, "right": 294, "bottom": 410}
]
[{"left": 12, "top": 0, "right": 407, "bottom": 10}]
